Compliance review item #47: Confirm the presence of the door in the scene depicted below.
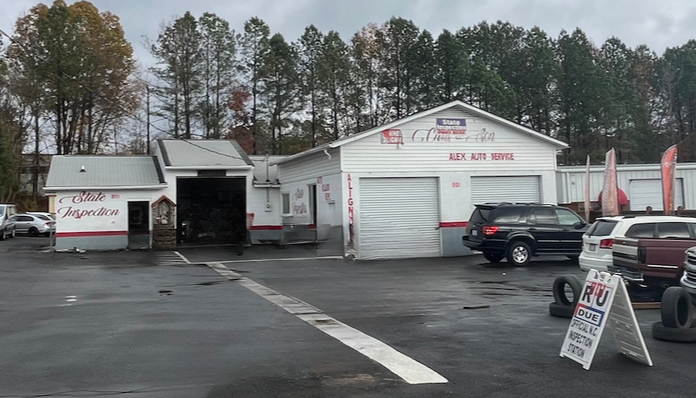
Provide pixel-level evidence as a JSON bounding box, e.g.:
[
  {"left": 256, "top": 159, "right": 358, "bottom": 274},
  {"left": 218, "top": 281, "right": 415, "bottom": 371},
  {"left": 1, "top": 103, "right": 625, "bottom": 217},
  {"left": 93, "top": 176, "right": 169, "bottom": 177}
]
[
  {"left": 471, "top": 176, "right": 541, "bottom": 204},
  {"left": 527, "top": 207, "right": 561, "bottom": 252},
  {"left": 359, "top": 177, "right": 440, "bottom": 259},
  {"left": 555, "top": 208, "right": 586, "bottom": 251},
  {"left": 14, "top": 215, "right": 34, "bottom": 234},
  {"left": 629, "top": 178, "right": 685, "bottom": 211},
  {"left": 128, "top": 201, "right": 150, "bottom": 250}
]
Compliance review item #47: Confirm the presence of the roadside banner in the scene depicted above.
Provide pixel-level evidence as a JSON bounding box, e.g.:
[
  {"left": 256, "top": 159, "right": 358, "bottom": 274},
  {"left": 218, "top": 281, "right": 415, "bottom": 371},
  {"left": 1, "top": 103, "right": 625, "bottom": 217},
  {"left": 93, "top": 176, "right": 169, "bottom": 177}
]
[
  {"left": 585, "top": 155, "right": 591, "bottom": 223},
  {"left": 661, "top": 145, "right": 678, "bottom": 215},
  {"left": 560, "top": 270, "right": 652, "bottom": 370},
  {"left": 601, "top": 148, "right": 620, "bottom": 216}
]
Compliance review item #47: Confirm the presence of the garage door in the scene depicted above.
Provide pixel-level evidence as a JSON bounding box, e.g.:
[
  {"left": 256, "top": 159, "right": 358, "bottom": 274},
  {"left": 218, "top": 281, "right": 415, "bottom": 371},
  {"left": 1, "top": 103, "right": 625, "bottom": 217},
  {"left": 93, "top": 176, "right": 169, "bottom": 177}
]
[
  {"left": 471, "top": 176, "right": 541, "bottom": 205},
  {"left": 629, "top": 179, "right": 684, "bottom": 211},
  {"left": 359, "top": 178, "right": 440, "bottom": 260}
]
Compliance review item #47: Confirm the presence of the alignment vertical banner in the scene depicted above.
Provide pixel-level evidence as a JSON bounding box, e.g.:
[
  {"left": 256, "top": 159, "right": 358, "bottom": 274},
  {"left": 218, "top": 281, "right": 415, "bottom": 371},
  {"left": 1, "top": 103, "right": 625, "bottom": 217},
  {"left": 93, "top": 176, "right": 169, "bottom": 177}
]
[
  {"left": 585, "top": 155, "right": 591, "bottom": 222},
  {"left": 661, "top": 145, "right": 678, "bottom": 215},
  {"left": 602, "top": 149, "right": 619, "bottom": 216}
]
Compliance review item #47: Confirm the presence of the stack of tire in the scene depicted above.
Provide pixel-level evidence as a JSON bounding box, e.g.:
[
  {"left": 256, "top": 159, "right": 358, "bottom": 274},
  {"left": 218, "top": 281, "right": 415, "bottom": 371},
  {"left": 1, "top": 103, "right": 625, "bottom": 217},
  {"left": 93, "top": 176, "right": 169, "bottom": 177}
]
[
  {"left": 653, "top": 287, "right": 696, "bottom": 343},
  {"left": 549, "top": 275, "right": 582, "bottom": 318}
]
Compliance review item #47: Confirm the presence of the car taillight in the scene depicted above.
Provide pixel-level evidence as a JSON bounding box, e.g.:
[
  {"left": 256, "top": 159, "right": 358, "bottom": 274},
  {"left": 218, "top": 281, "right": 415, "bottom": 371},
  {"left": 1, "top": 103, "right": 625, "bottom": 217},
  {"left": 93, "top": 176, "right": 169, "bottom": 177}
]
[
  {"left": 599, "top": 239, "right": 613, "bottom": 249},
  {"left": 638, "top": 246, "right": 647, "bottom": 263},
  {"left": 483, "top": 226, "right": 499, "bottom": 236}
]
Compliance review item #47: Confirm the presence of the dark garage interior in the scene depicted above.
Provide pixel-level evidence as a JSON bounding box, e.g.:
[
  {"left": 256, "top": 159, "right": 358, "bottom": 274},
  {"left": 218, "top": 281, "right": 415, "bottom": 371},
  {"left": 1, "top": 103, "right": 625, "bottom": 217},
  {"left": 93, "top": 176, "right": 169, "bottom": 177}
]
[{"left": 176, "top": 177, "right": 246, "bottom": 245}]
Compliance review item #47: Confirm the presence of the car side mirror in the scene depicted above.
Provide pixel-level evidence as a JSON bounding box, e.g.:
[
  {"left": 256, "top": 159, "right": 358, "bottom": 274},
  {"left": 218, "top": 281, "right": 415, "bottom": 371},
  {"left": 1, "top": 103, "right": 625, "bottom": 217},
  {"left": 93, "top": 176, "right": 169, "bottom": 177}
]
[{"left": 574, "top": 222, "right": 586, "bottom": 229}]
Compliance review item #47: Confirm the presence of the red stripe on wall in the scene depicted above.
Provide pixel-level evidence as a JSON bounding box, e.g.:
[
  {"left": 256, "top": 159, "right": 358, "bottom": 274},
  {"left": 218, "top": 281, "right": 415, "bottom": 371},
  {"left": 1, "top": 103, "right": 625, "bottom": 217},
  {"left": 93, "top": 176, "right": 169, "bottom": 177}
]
[
  {"left": 439, "top": 221, "right": 469, "bottom": 228},
  {"left": 56, "top": 230, "right": 128, "bottom": 238},
  {"left": 250, "top": 225, "right": 283, "bottom": 231}
]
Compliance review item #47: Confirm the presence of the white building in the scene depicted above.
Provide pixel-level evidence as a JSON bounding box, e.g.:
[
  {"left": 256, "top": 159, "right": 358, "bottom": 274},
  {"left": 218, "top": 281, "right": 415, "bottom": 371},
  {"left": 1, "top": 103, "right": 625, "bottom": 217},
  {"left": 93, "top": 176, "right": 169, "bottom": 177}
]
[
  {"left": 557, "top": 163, "right": 696, "bottom": 211},
  {"left": 275, "top": 100, "right": 568, "bottom": 260}
]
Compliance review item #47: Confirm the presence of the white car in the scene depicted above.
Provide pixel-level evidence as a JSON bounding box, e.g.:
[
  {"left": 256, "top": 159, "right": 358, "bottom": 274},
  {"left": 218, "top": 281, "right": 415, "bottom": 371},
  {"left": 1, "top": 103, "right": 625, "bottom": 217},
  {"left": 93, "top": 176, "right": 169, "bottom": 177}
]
[
  {"left": 27, "top": 212, "right": 55, "bottom": 220},
  {"left": 579, "top": 215, "right": 696, "bottom": 272}
]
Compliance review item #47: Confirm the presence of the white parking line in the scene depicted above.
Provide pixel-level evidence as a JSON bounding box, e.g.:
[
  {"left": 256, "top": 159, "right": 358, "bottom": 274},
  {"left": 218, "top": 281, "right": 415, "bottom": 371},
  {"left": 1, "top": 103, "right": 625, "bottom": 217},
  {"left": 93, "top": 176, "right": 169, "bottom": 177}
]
[
  {"left": 218, "top": 256, "right": 344, "bottom": 264},
  {"left": 206, "top": 262, "right": 448, "bottom": 385},
  {"left": 174, "top": 251, "right": 191, "bottom": 264}
]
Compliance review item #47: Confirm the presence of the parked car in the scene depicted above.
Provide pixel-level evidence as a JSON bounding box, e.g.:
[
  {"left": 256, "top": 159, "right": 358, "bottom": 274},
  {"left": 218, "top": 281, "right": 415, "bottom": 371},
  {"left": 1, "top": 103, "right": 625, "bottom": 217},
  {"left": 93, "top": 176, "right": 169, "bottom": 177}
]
[
  {"left": 463, "top": 203, "right": 587, "bottom": 266},
  {"left": 680, "top": 246, "right": 696, "bottom": 300},
  {"left": 610, "top": 224, "right": 696, "bottom": 290},
  {"left": 10, "top": 214, "right": 55, "bottom": 236},
  {"left": 0, "top": 203, "right": 17, "bottom": 240},
  {"left": 580, "top": 216, "right": 696, "bottom": 272}
]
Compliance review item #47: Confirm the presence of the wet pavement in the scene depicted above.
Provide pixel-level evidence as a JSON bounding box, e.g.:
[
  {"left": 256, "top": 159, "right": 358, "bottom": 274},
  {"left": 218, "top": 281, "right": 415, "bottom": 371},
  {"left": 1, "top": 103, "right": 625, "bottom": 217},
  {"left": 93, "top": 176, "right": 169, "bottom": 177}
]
[{"left": 0, "top": 237, "right": 693, "bottom": 397}]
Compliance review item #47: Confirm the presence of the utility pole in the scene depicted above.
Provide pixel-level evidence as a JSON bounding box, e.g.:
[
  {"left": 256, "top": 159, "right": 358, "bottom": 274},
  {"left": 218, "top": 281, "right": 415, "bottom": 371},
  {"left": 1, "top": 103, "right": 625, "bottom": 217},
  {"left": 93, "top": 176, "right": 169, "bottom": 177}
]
[{"left": 146, "top": 85, "right": 151, "bottom": 155}]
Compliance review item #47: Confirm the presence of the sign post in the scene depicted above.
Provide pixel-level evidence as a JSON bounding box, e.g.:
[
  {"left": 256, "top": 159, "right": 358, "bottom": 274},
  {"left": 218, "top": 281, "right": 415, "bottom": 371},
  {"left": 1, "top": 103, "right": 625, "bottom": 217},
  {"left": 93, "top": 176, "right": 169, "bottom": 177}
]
[{"left": 560, "top": 270, "right": 652, "bottom": 370}]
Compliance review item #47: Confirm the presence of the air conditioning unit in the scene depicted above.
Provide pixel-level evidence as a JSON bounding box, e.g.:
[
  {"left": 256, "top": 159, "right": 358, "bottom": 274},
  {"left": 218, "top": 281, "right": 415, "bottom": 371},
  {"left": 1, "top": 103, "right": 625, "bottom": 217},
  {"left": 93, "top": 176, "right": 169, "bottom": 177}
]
[{"left": 264, "top": 202, "right": 272, "bottom": 212}]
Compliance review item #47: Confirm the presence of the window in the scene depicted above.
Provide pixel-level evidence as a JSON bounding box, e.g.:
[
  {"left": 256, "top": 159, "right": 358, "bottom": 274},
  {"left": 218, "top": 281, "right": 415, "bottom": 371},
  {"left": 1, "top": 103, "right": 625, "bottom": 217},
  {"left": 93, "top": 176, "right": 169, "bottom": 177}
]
[
  {"left": 530, "top": 208, "right": 556, "bottom": 224},
  {"left": 556, "top": 209, "right": 583, "bottom": 226},
  {"left": 492, "top": 208, "right": 523, "bottom": 223},
  {"left": 281, "top": 193, "right": 291, "bottom": 216},
  {"left": 625, "top": 223, "right": 656, "bottom": 238},
  {"left": 17, "top": 215, "right": 34, "bottom": 222},
  {"left": 657, "top": 222, "right": 691, "bottom": 239},
  {"left": 586, "top": 220, "right": 618, "bottom": 237},
  {"left": 36, "top": 215, "right": 51, "bottom": 221},
  {"left": 470, "top": 208, "right": 492, "bottom": 223}
]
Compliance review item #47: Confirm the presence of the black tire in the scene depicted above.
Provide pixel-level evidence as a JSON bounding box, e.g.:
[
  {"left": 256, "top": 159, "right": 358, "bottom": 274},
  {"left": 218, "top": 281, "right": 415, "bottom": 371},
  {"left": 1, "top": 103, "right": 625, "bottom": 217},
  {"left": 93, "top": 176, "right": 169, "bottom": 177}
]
[
  {"left": 552, "top": 275, "right": 583, "bottom": 307},
  {"left": 661, "top": 287, "right": 693, "bottom": 329},
  {"left": 549, "top": 302, "right": 576, "bottom": 318},
  {"left": 652, "top": 322, "right": 696, "bottom": 343},
  {"left": 28, "top": 227, "right": 39, "bottom": 237},
  {"left": 483, "top": 251, "right": 504, "bottom": 263},
  {"left": 0, "top": 229, "right": 5, "bottom": 241},
  {"left": 507, "top": 241, "right": 531, "bottom": 266}
]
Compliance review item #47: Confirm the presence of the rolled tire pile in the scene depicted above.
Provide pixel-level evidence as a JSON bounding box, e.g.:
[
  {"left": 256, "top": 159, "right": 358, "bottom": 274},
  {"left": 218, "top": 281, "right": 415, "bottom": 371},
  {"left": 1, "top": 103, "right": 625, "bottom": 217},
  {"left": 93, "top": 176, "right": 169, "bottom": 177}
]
[
  {"left": 653, "top": 286, "right": 696, "bottom": 343},
  {"left": 549, "top": 275, "right": 582, "bottom": 318}
]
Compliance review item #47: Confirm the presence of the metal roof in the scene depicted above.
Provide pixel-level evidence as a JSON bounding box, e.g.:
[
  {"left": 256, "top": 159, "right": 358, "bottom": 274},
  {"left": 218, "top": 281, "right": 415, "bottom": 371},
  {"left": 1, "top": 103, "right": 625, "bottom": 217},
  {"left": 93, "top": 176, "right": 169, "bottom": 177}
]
[
  {"left": 158, "top": 139, "right": 253, "bottom": 167},
  {"left": 249, "top": 155, "right": 286, "bottom": 183},
  {"left": 45, "top": 156, "right": 165, "bottom": 190}
]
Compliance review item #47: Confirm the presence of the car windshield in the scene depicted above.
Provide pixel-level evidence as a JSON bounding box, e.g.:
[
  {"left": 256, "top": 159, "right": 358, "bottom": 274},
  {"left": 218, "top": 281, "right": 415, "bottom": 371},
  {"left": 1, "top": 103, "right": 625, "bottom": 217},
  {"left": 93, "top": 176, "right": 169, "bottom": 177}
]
[{"left": 586, "top": 220, "right": 618, "bottom": 237}]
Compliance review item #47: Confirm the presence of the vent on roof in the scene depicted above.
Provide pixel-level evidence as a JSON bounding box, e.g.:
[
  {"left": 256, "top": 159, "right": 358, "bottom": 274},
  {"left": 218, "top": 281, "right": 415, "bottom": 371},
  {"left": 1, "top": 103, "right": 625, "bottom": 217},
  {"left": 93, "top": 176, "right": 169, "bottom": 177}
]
[{"left": 80, "top": 165, "right": 86, "bottom": 173}]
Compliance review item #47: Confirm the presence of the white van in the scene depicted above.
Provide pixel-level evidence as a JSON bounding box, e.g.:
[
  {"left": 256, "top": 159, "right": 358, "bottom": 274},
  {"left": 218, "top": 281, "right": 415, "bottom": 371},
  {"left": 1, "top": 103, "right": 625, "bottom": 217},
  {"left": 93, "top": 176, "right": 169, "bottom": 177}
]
[{"left": 0, "top": 204, "right": 17, "bottom": 240}]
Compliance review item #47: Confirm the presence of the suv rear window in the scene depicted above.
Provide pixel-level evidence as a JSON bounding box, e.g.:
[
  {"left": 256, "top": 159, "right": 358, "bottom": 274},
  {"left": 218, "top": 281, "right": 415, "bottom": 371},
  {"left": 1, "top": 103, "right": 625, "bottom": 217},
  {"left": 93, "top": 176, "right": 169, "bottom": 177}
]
[
  {"left": 625, "top": 223, "right": 657, "bottom": 238},
  {"left": 657, "top": 222, "right": 692, "bottom": 239},
  {"left": 586, "top": 220, "right": 618, "bottom": 237},
  {"left": 491, "top": 207, "right": 524, "bottom": 223},
  {"left": 470, "top": 207, "right": 491, "bottom": 224}
]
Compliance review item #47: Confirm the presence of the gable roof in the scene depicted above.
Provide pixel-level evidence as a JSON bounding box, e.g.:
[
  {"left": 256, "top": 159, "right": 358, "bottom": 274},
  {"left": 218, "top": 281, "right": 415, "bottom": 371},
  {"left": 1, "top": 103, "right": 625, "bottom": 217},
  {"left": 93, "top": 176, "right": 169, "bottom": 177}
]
[
  {"left": 45, "top": 156, "right": 166, "bottom": 191},
  {"left": 274, "top": 100, "right": 568, "bottom": 165},
  {"left": 249, "top": 155, "right": 286, "bottom": 183},
  {"left": 158, "top": 139, "right": 253, "bottom": 168}
]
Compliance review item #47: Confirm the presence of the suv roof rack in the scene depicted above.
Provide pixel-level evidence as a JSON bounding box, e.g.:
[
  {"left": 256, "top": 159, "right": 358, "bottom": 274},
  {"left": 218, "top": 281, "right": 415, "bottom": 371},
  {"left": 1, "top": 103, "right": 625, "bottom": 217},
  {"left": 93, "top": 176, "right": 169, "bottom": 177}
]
[{"left": 476, "top": 202, "right": 555, "bottom": 207}]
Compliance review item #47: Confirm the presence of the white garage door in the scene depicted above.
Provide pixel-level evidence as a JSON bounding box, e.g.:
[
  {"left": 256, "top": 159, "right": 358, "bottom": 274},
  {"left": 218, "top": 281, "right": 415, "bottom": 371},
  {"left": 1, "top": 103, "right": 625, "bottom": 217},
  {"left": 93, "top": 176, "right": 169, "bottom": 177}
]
[
  {"left": 359, "top": 178, "right": 440, "bottom": 260},
  {"left": 629, "top": 179, "right": 684, "bottom": 211},
  {"left": 471, "top": 176, "right": 541, "bottom": 205}
]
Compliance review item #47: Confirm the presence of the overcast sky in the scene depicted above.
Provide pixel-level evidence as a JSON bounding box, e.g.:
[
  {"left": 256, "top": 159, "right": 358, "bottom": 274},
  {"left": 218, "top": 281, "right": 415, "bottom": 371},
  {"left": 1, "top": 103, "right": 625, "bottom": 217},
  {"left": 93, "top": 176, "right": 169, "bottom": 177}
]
[{"left": 2, "top": 0, "right": 696, "bottom": 71}]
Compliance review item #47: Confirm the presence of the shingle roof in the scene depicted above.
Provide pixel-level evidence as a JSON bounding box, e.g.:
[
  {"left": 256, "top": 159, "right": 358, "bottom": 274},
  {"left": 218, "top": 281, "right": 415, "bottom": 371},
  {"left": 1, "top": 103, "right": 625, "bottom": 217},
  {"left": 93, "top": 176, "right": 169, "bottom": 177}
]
[
  {"left": 249, "top": 155, "right": 286, "bottom": 183},
  {"left": 45, "top": 156, "right": 165, "bottom": 189},
  {"left": 158, "top": 139, "right": 253, "bottom": 167}
]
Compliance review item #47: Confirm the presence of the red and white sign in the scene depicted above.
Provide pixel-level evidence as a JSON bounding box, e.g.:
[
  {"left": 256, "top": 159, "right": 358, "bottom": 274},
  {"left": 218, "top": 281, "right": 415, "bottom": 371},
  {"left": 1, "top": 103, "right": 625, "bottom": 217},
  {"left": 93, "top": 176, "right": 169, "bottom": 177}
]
[
  {"left": 661, "top": 145, "right": 678, "bottom": 215},
  {"left": 601, "top": 148, "right": 620, "bottom": 216},
  {"left": 448, "top": 152, "right": 514, "bottom": 161},
  {"left": 381, "top": 129, "right": 404, "bottom": 144}
]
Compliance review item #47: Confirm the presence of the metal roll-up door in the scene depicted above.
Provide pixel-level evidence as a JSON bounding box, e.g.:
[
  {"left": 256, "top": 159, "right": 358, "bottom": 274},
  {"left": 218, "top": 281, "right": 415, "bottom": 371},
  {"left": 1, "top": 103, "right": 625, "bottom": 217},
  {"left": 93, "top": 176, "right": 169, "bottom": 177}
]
[
  {"left": 359, "top": 178, "right": 440, "bottom": 260},
  {"left": 629, "top": 179, "right": 684, "bottom": 211},
  {"left": 471, "top": 176, "right": 541, "bottom": 204}
]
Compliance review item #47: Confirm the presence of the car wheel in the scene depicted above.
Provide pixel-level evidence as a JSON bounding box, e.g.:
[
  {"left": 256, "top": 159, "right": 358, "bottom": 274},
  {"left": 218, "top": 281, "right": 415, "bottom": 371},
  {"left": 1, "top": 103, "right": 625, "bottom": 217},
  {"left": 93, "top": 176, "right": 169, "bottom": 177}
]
[
  {"left": 10, "top": 228, "right": 15, "bottom": 238},
  {"left": 507, "top": 241, "right": 531, "bottom": 266},
  {"left": 0, "top": 228, "right": 5, "bottom": 241},
  {"left": 483, "top": 251, "right": 504, "bottom": 263},
  {"left": 549, "top": 302, "right": 576, "bottom": 318},
  {"left": 661, "top": 287, "right": 693, "bottom": 329},
  {"left": 652, "top": 322, "right": 696, "bottom": 343},
  {"left": 552, "top": 275, "right": 583, "bottom": 307},
  {"left": 28, "top": 227, "right": 39, "bottom": 237}
]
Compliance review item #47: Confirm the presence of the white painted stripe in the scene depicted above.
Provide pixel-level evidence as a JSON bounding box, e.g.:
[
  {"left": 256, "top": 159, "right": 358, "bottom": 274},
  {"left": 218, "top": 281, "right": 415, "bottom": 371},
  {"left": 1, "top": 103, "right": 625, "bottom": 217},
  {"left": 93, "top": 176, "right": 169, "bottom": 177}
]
[
  {"left": 174, "top": 251, "right": 191, "bottom": 264},
  {"left": 206, "top": 262, "right": 448, "bottom": 385},
  {"left": 218, "top": 256, "right": 344, "bottom": 264}
]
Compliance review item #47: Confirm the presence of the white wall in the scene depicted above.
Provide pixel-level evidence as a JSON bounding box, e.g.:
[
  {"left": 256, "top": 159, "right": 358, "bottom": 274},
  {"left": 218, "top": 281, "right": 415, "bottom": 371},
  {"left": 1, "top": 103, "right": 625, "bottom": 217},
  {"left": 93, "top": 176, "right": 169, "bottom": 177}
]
[
  {"left": 248, "top": 186, "right": 282, "bottom": 227},
  {"left": 557, "top": 164, "right": 696, "bottom": 209}
]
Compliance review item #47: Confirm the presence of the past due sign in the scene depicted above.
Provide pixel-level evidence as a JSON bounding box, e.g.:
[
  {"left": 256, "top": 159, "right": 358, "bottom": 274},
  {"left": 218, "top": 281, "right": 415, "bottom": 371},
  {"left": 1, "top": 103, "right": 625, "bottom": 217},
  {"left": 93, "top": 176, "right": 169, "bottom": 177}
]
[{"left": 560, "top": 270, "right": 652, "bottom": 370}]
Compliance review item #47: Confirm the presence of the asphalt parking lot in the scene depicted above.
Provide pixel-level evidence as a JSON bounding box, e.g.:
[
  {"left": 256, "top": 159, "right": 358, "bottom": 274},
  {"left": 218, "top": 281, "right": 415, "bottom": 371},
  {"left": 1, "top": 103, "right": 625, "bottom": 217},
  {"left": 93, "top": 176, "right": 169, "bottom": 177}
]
[{"left": 0, "top": 237, "right": 693, "bottom": 397}]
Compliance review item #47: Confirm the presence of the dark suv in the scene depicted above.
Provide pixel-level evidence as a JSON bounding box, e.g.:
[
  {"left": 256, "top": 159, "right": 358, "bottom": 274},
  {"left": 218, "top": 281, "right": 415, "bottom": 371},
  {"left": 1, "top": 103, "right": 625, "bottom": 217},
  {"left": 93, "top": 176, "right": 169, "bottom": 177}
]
[{"left": 463, "top": 203, "right": 588, "bottom": 266}]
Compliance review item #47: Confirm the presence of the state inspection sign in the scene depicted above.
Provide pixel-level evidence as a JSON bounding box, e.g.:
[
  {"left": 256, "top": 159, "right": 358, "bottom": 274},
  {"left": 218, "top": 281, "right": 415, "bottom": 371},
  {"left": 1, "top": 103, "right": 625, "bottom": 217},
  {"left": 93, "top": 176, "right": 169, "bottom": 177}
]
[{"left": 560, "top": 270, "right": 617, "bottom": 370}]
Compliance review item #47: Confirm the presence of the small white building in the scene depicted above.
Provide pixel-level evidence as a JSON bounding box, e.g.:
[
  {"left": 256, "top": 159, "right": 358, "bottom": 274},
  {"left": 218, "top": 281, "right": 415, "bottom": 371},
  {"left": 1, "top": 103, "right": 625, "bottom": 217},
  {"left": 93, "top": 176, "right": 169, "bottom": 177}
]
[
  {"left": 275, "top": 100, "right": 568, "bottom": 260},
  {"left": 557, "top": 163, "right": 696, "bottom": 211}
]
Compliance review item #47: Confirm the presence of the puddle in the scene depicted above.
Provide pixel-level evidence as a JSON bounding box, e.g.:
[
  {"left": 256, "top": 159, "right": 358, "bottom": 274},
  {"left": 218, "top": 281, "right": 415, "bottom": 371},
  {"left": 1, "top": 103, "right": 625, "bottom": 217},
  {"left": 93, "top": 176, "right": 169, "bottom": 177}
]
[
  {"left": 197, "top": 281, "right": 226, "bottom": 286},
  {"left": 159, "top": 290, "right": 173, "bottom": 296}
]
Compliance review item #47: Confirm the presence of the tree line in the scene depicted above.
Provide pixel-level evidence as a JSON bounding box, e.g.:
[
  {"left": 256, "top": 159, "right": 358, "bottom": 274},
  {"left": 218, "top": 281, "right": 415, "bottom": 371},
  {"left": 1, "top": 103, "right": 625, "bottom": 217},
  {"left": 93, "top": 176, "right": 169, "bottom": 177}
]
[{"left": 3, "top": 1, "right": 696, "bottom": 204}]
